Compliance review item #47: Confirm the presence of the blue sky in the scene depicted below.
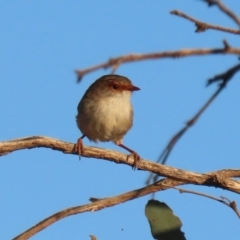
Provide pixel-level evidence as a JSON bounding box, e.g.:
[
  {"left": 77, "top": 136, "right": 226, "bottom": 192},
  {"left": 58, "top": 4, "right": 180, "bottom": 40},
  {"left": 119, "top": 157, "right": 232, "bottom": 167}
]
[{"left": 1, "top": 1, "right": 240, "bottom": 239}]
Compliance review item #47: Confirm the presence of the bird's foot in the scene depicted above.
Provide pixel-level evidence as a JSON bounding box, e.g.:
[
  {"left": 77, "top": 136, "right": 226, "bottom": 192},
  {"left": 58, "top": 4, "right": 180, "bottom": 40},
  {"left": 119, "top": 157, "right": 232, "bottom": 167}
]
[
  {"left": 126, "top": 151, "right": 140, "bottom": 170},
  {"left": 117, "top": 143, "right": 140, "bottom": 170},
  {"left": 73, "top": 138, "right": 84, "bottom": 159}
]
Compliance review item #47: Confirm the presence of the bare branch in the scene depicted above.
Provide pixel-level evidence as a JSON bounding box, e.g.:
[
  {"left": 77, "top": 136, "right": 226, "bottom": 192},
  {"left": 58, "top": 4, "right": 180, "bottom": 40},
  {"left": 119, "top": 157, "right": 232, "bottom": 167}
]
[
  {"left": 2, "top": 136, "right": 240, "bottom": 194},
  {"left": 207, "top": 62, "right": 240, "bottom": 86},
  {"left": 75, "top": 43, "right": 240, "bottom": 81},
  {"left": 145, "top": 62, "right": 240, "bottom": 184},
  {"left": 156, "top": 79, "right": 221, "bottom": 165},
  {"left": 171, "top": 10, "right": 240, "bottom": 34},
  {"left": 12, "top": 178, "right": 185, "bottom": 239},
  {"left": 12, "top": 175, "right": 237, "bottom": 239},
  {"left": 174, "top": 187, "right": 240, "bottom": 218},
  {"left": 203, "top": 0, "right": 240, "bottom": 28},
  {"left": 160, "top": 62, "right": 239, "bottom": 164}
]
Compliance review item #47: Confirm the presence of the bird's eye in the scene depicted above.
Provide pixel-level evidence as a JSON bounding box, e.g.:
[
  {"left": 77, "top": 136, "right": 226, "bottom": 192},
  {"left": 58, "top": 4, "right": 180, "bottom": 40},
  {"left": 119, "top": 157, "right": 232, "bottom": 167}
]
[{"left": 112, "top": 84, "right": 118, "bottom": 89}]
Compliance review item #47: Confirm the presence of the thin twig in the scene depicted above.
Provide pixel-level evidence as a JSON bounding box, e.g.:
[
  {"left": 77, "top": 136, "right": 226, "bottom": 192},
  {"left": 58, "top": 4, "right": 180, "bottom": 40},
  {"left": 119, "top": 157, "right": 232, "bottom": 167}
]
[
  {"left": 203, "top": 0, "right": 240, "bottom": 28},
  {"left": 170, "top": 10, "right": 240, "bottom": 34},
  {"left": 75, "top": 43, "right": 240, "bottom": 81},
  {"left": 174, "top": 187, "right": 240, "bottom": 218},
  {"left": 161, "top": 62, "right": 240, "bottom": 164}
]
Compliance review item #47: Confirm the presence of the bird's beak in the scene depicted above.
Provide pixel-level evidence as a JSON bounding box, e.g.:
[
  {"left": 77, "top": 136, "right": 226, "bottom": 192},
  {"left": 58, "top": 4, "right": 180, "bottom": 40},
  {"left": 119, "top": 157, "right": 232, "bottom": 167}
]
[{"left": 130, "top": 85, "right": 140, "bottom": 91}]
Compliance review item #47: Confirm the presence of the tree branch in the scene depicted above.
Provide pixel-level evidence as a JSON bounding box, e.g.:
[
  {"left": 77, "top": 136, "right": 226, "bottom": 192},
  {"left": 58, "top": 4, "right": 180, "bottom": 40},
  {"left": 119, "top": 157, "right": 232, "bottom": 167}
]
[
  {"left": 203, "top": 0, "right": 240, "bottom": 28},
  {"left": 154, "top": 62, "right": 239, "bottom": 164},
  {"left": 170, "top": 10, "right": 240, "bottom": 34},
  {"left": 207, "top": 62, "right": 240, "bottom": 86},
  {"left": 174, "top": 187, "right": 240, "bottom": 218},
  {"left": 13, "top": 178, "right": 184, "bottom": 239},
  {"left": 1, "top": 136, "right": 240, "bottom": 193},
  {"left": 75, "top": 42, "right": 240, "bottom": 81},
  {"left": 145, "top": 62, "right": 240, "bottom": 184}
]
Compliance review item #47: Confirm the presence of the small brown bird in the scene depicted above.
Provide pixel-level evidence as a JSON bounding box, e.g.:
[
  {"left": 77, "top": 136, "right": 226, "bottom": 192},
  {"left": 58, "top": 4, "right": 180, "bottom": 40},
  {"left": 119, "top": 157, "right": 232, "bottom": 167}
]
[{"left": 75, "top": 74, "right": 140, "bottom": 167}]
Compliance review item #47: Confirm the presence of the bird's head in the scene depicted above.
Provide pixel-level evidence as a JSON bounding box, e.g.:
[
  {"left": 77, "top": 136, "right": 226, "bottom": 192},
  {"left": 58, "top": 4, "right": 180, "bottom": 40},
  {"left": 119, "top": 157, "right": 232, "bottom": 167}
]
[{"left": 86, "top": 74, "right": 140, "bottom": 98}]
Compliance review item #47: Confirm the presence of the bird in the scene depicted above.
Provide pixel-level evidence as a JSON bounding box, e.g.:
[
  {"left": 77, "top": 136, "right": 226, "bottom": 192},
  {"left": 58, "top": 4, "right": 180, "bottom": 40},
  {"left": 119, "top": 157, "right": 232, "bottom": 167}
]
[{"left": 74, "top": 74, "right": 140, "bottom": 168}]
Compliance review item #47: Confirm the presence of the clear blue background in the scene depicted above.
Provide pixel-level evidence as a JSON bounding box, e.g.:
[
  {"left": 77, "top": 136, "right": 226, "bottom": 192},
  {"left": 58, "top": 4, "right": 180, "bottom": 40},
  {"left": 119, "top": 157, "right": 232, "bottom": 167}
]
[{"left": 1, "top": 1, "right": 240, "bottom": 239}]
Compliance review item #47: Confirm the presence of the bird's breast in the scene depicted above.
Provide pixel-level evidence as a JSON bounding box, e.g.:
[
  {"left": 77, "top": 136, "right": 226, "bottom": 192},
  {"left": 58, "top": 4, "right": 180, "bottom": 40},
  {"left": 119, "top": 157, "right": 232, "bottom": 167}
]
[
  {"left": 77, "top": 91, "right": 133, "bottom": 142},
  {"left": 97, "top": 91, "right": 133, "bottom": 133}
]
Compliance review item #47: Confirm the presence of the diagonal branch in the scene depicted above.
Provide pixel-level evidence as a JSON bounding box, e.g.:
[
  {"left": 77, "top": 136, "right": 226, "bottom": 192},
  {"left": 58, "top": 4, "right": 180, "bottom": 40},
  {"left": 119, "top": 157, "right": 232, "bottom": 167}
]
[
  {"left": 146, "top": 62, "right": 240, "bottom": 183},
  {"left": 75, "top": 42, "right": 240, "bottom": 81},
  {"left": 170, "top": 10, "right": 240, "bottom": 34},
  {"left": 203, "top": 0, "right": 240, "bottom": 28},
  {"left": 1, "top": 136, "right": 240, "bottom": 193},
  {"left": 13, "top": 178, "right": 183, "bottom": 240}
]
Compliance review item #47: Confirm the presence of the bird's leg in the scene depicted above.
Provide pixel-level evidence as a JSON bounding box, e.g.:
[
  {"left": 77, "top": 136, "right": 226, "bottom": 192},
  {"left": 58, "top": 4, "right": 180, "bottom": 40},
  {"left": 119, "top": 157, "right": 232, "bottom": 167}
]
[
  {"left": 73, "top": 135, "right": 86, "bottom": 159},
  {"left": 117, "top": 143, "right": 140, "bottom": 169}
]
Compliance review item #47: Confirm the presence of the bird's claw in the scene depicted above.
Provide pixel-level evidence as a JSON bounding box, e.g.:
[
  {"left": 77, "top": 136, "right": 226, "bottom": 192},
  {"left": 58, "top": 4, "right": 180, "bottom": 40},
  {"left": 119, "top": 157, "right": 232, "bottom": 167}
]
[
  {"left": 73, "top": 138, "right": 84, "bottom": 160},
  {"left": 126, "top": 152, "right": 140, "bottom": 170}
]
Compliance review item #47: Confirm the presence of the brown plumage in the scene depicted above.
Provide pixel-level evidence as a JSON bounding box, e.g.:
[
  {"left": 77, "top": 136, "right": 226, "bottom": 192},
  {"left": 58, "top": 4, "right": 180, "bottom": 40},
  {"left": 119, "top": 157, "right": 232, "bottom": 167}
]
[{"left": 75, "top": 74, "right": 140, "bottom": 168}]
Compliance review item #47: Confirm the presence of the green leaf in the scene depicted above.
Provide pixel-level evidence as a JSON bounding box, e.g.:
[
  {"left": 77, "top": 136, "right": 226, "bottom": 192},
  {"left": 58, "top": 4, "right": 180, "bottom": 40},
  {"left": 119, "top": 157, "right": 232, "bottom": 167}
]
[{"left": 145, "top": 200, "right": 186, "bottom": 240}]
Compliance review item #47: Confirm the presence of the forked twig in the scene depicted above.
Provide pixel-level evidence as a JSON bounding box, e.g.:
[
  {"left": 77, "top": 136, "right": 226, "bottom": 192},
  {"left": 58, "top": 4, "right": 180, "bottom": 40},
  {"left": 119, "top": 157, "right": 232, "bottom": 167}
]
[
  {"left": 174, "top": 187, "right": 240, "bottom": 218},
  {"left": 170, "top": 10, "right": 240, "bottom": 34}
]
